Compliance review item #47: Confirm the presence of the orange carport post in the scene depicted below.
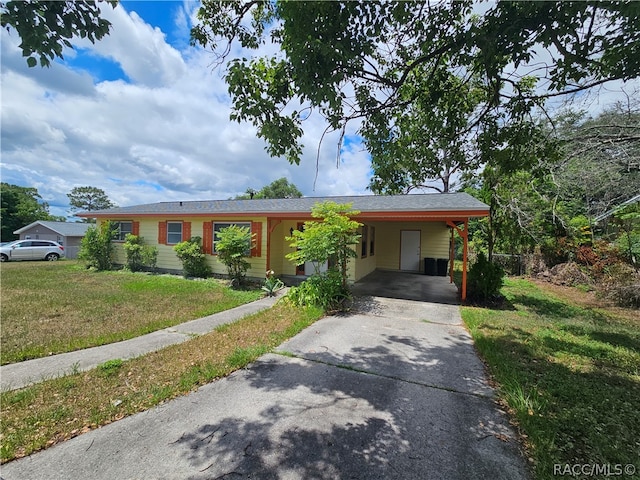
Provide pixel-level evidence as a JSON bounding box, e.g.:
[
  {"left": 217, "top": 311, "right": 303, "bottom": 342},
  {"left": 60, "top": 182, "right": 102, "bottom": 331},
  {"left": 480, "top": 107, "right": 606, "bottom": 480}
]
[{"left": 447, "top": 219, "right": 469, "bottom": 301}]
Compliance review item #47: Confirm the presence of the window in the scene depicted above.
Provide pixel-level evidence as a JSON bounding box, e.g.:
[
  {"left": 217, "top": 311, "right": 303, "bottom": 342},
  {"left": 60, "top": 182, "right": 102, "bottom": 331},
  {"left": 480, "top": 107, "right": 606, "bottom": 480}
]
[
  {"left": 114, "top": 221, "right": 133, "bottom": 241},
  {"left": 167, "top": 222, "right": 183, "bottom": 245},
  {"left": 213, "top": 222, "right": 251, "bottom": 253},
  {"left": 370, "top": 226, "right": 375, "bottom": 256},
  {"left": 361, "top": 225, "right": 368, "bottom": 258}
]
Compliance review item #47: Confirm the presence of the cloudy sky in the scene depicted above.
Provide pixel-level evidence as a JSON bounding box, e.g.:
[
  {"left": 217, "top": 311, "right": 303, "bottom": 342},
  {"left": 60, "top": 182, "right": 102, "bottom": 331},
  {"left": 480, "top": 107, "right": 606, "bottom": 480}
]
[
  {"left": 1, "top": 1, "right": 372, "bottom": 219},
  {"left": 2, "top": 2, "right": 638, "bottom": 219}
]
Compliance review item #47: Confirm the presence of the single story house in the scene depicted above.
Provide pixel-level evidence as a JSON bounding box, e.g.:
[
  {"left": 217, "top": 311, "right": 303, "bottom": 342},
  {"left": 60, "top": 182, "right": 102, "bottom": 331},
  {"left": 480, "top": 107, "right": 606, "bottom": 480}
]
[
  {"left": 13, "top": 221, "right": 90, "bottom": 259},
  {"left": 78, "top": 193, "right": 489, "bottom": 299}
]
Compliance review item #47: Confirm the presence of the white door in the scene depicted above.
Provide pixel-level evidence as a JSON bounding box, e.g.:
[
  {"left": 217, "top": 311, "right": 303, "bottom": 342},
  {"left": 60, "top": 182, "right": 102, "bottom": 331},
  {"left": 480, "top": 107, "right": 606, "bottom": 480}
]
[{"left": 400, "top": 230, "right": 421, "bottom": 271}]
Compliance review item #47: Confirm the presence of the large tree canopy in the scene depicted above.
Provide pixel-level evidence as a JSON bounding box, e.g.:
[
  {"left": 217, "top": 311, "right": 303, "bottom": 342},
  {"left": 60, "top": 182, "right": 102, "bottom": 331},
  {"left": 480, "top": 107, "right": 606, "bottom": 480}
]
[
  {"left": 1, "top": 0, "right": 118, "bottom": 67},
  {"left": 191, "top": 1, "right": 640, "bottom": 166},
  {"left": 0, "top": 183, "right": 58, "bottom": 241}
]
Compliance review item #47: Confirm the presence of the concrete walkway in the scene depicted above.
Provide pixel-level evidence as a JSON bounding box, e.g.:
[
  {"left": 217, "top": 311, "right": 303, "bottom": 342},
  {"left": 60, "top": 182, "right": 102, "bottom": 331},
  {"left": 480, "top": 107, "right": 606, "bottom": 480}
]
[
  {"left": 1, "top": 294, "right": 530, "bottom": 480},
  {"left": 0, "top": 295, "right": 281, "bottom": 392}
]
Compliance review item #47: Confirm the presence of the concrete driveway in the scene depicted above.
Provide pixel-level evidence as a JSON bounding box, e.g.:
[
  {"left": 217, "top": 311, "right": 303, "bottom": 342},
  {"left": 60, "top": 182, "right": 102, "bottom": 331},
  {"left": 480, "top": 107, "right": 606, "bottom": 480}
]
[{"left": 1, "top": 294, "right": 529, "bottom": 479}]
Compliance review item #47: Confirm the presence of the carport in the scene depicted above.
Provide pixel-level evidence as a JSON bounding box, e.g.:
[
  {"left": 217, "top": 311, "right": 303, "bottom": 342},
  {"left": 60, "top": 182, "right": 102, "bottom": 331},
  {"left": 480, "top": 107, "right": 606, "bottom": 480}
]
[{"left": 352, "top": 270, "right": 460, "bottom": 305}]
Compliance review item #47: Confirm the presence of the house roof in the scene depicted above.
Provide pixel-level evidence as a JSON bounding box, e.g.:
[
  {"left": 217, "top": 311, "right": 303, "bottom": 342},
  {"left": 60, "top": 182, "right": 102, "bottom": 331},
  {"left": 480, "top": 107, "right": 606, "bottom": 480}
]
[
  {"left": 14, "top": 221, "right": 91, "bottom": 237},
  {"left": 78, "top": 193, "right": 489, "bottom": 220}
]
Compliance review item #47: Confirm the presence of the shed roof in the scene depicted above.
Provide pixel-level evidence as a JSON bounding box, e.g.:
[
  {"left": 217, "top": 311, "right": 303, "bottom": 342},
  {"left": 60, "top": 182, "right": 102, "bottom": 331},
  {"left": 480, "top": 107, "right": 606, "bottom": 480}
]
[
  {"left": 78, "top": 193, "right": 489, "bottom": 219},
  {"left": 14, "top": 221, "right": 91, "bottom": 237}
]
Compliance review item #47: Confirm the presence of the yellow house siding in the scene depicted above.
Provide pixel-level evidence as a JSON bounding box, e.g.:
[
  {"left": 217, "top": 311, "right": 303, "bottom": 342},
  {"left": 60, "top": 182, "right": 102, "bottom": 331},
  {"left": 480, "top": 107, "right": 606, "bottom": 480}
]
[
  {"left": 376, "top": 221, "right": 449, "bottom": 272},
  {"left": 102, "top": 216, "right": 267, "bottom": 277},
  {"left": 268, "top": 221, "right": 288, "bottom": 275}
]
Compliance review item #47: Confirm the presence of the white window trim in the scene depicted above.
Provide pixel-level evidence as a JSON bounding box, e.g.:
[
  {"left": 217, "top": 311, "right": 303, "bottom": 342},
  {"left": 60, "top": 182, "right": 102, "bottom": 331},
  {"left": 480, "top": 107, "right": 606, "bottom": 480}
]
[
  {"left": 114, "top": 221, "right": 133, "bottom": 242},
  {"left": 166, "top": 221, "right": 183, "bottom": 245}
]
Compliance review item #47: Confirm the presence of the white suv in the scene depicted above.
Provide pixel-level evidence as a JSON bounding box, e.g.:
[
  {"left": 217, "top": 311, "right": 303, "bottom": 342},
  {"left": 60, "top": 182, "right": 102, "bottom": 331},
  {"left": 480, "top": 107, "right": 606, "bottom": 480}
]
[{"left": 0, "top": 240, "right": 65, "bottom": 262}]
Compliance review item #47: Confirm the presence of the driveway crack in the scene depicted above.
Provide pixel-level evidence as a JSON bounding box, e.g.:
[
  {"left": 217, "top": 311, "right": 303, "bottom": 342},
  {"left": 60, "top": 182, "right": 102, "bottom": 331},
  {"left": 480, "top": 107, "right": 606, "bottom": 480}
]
[{"left": 274, "top": 351, "right": 493, "bottom": 400}]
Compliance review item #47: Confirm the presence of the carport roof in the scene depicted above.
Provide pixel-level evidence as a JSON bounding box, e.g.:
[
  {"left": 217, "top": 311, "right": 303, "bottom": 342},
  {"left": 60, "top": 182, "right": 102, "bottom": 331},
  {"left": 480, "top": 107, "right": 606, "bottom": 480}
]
[{"left": 78, "top": 193, "right": 489, "bottom": 219}]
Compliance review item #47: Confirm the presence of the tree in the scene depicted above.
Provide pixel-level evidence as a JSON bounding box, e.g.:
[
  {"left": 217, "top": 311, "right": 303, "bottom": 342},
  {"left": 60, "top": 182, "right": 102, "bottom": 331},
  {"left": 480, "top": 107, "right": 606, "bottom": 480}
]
[
  {"left": 1, "top": 0, "right": 117, "bottom": 67},
  {"left": 215, "top": 225, "right": 254, "bottom": 286},
  {"left": 365, "top": 69, "right": 488, "bottom": 194},
  {"left": 191, "top": 1, "right": 639, "bottom": 167},
  {"left": 0, "top": 183, "right": 56, "bottom": 242},
  {"left": 68, "top": 186, "right": 116, "bottom": 221},
  {"left": 285, "top": 201, "right": 361, "bottom": 311},
  {"left": 235, "top": 178, "right": 303, "bottom": 200},
  {"left": 286, "top": 201, "right": 361, "bottom": 289}
]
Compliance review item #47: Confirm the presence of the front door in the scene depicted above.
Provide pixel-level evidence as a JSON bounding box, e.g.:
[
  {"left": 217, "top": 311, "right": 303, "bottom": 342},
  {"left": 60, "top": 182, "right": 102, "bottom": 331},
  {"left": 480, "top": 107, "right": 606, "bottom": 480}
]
[{"left": 400, "top": 230, "right": 421, "bottom": 271}]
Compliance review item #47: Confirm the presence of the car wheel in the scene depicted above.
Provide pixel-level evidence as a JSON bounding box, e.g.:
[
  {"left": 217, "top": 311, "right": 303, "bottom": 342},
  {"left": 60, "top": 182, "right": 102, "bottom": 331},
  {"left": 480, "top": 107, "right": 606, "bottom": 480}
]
[
  {"left": 45, "top": 253, "right": 59, "bottom": 261},
  {"left": 0, "top": 254, "right": 7, "bottom": 262}
]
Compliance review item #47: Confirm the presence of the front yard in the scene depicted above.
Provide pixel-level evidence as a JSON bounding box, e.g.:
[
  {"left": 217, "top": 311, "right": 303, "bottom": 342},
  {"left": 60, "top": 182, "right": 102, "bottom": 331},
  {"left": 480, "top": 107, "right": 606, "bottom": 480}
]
[
  {"left": 462, "top": 278, "right": 640, "bottom": 480},
  {"left": 0, "top": 261, "right": 263, "bottom": 364}
]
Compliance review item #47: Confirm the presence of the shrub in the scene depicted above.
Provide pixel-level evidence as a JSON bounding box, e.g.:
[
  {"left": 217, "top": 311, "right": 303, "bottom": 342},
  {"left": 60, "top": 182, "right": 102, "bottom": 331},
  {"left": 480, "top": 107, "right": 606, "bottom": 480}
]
[
  {"left": 540, "top": 237, "right": 574, "bottom": 267},
  {"left": 215, "top": 225, "right": 253, "bottom": 287},
  {"left": 122, "top": 234, "right": 158, "bottom": 272},
  {"left": 78, "top": 221, "right": 115, "bottom": 271},
  {"left": 287, "top": 269, "right": 350, "bottom": 312},
  {"left": 599, "top": 263, "right": 640, "bottom": 308},
  {"left": 467, "top": 252, "right": 505, "bottom": 302},
  {"left": 173, "top": 237, "right": 211, "bottom": 278}
]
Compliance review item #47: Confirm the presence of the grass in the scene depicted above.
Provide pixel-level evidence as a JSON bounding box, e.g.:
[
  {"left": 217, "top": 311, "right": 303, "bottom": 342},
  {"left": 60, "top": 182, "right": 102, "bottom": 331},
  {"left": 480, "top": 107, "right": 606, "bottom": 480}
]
[
  {"left": 0, "top": 261, "right": 263, "bottom": 364},
  {"left": 461, "top": 278, "right": 640, "bottom": 480},
  {"left": 0, "top": 301, "right": 323, "bottom": 463}
]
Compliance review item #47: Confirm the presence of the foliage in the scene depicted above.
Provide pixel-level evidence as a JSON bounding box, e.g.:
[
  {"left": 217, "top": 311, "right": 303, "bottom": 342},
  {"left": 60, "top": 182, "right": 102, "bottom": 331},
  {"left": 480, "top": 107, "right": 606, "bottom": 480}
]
[
  {"left": 0, "top": 0, "right": 118, "bottom": 67},
  {"left": 191, "top": 1, "right": 638, "bottom": 166},
  {"left": 235, "top": 177, "right": 303, "bottom": 200},
  {"left": 173, "top": 237, "right": 211, "bottom": 279},
  {"left": 122, "top": 234, "right": 158, "bottom": 273},
  {"left": 215, "top": 225, "right": 253, "bottom": 286},
  {"left": 365, "top": 69, "right": 487, "bottom": 194},
  {"left": 286, "top": 269, "right": 350, "bottom": 312},
  {"left": 262, "top": 270, "right": 284, "bottom": 297},
  {"left": 286, "top": 201, "right": 361, "bottom": 289},
  {"left": 599, "top": 263, "right": 640, "bottom": 308},
  {"left": 78, "top": 221, "right": 115, "bottom": 271},
  {"left": 67, "top": 186, "right": 116, "bottom": 221},
  {"left": 611, "top": 202, "right": 640, "bottom": 270},
  {"left": 466, "top": 252, "right": 505, "bottom": 302},
  {"left": 0, "top": 183, "right": 58, "bottom": 242}
]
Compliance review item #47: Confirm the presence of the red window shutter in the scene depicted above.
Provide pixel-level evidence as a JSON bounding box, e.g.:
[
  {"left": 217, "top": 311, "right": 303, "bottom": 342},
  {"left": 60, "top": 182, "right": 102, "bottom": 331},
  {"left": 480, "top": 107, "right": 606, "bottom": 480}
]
[
  {"left": 251, "top": 221, "right": 262, "bottom": 257},
  {"left": 132, "top": 221, "right": 140, "bottom": 236},
  {"left": 158, "top": 221, "right": 167, "bottom": 245},
  {"left": 202, "top": 222, "right": 213, "bottom": 255},
  {"left": 182, "top": 222, "right": 191, "bottom": 242}
]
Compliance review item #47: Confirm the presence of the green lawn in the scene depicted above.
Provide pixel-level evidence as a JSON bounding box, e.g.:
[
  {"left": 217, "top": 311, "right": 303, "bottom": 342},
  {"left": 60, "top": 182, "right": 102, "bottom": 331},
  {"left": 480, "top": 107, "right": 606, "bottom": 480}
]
[
  {"left": 1, "top": 301, "right": 323, "bottom": 462},
  {"left": 462, "top": 278, "right": 640, "bottom": 480},
  {"left": 0, "top": 261, "right": 263, "bottom": 364}
]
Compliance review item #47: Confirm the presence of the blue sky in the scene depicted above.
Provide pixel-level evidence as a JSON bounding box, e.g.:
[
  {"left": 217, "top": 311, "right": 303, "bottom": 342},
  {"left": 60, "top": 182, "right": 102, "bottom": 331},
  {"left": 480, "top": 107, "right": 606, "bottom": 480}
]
[{"left": 1, "top": 1, "right": 372, "bottom": 219}]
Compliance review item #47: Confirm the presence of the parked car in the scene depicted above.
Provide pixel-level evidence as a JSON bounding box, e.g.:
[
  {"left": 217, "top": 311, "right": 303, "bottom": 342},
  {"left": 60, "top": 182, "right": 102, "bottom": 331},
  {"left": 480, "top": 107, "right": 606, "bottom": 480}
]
[{"left": 0, "top": 240, "right": 65, "bottom": 262}]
